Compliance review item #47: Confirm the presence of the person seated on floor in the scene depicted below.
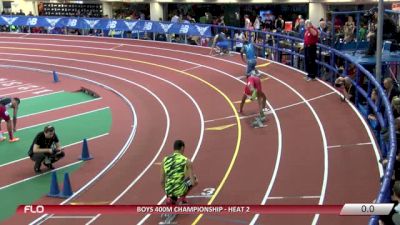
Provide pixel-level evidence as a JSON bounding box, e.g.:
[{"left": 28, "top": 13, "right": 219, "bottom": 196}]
[
  {"left": 209, "top": 31, "right": 230, "bottom": 55},
  {"left": 335, "top": 76, "right": 355, "bottom": 103},
  {"left": 28, "top": 125, "right": 65, "bottom": 174}
]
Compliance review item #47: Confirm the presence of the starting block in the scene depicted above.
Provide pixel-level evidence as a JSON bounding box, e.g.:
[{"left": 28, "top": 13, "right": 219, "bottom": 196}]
[
  {"left": 79, "top": 87, "right": 100, "bottom": 98},
  {"left": 251, "top": 116, "right": 267, "bottom": 128}
]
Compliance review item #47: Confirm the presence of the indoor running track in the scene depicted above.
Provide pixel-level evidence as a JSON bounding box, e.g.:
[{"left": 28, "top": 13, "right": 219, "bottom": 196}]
[{"left": 0, "top": 33, "right": 381, "bottom": 225}]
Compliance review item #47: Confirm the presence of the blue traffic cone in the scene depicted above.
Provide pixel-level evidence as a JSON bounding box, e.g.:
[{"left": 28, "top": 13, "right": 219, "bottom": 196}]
[
  {"left": 47, "top": 171, "right": 60, "bottom": 197},
  {"left": 59, "top": 173, "right": 73, "bottom": 198},
  {"left": 79, "top": 138, "right": 93, "bottom": 161},
  {"left": 53, "top": 71, "right": 59, "bottom": 82}
]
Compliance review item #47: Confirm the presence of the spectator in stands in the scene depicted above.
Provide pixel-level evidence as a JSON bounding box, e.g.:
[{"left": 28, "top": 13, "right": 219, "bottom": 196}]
[
  {"left": 28, "top": 11, "right": 33, "bottom": 16},
  {"left": 318, "top": 19, "right": 327, "bottom": 32},
  {"left": 319, "top": 19, "right": 331, "bottom": 45},
  {"left": 171, "top": 12, "right": 180, "bottom": 23},
  {"left": 303, "top": 20, "right": 319, "bottom": 81},
  {"left": 17, "top": 9, "right": 25, "bottom": 16},
  {"left": 294, "top": 15, "right": 302, "bottom": 32},
  {"left": 359, "top": 23, "right": 368, "bottom": 41},
  {"left": 380, "top": 181, "right": 400, "bottom": 225},
  {"left": 244, "top": 14, "right": 251, "bottom": 30},
  {"left": 384, "top": 77, "right": 399, "bottom": 103},
  {"left": 218, "top": 15, "right": 226, "bottom": 27},
  {"left": 392, "top": 96, "right": 400, "bottom": 119},
  {"left": 367, "top": 11, "right": 400, "bottom": 54},
  {"left": 343, "top": 16, "right": 355, "bottom": 43},
  {"left": 264, "top": 14, "right": 274, "bottom": 32},
  {"left": 275, "top": 15, "right": 284, "bottom": 32},
  {"left": 235, "top": 31, "right": 245, "bottom": 52},
  {"left": 254, "top": 16, "right": 261, "bottom": 31}
]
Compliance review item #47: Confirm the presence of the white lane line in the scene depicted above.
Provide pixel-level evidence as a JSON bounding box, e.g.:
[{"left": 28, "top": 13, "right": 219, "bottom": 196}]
[
  {"left": 51, "top": 216, "right": 95, "bottom": 219},
  {"left": 109, "top": 44, "right": 123, "bottom": 50},
  {"left": 181, "top": 65, "right": 203, "bottom": 72},
  {"left": 2, "top": 107, "right": 109, "bottom": 135},
  {"left": 267, "top": 195, "right": 321, "bottom": 200},
  {"left": 327, "top": 142, "right": 373, "bottom": 149},
  {"left": 21, "top": 90, "right": 64, "bottom": 100},
  {"left": 0, "top": 83, "right": 32, "bottom": 90},
  {"left": 18, "top": 98, "right": 102, "bottom": 119}
]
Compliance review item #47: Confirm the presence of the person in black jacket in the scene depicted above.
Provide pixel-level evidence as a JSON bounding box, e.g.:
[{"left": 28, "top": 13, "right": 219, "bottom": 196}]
[{"left": 28, "top": 125, "right": 65, "bottom": 174}]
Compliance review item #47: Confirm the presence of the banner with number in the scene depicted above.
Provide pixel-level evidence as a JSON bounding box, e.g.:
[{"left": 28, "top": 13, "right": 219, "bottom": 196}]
[{"left": 0, "top": 15, "right": 212, "bottom": 36}]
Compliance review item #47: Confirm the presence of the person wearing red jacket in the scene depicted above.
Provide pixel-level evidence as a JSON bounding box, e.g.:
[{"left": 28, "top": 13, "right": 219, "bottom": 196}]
[{"left": 303, "top": 20, "right": 319, "bottom": 81}]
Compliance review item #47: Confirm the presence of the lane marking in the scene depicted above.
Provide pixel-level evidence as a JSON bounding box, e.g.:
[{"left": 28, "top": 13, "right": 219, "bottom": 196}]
[
  {"left": 3, "top": 107, "right": 109, "bottom": 136},
  {"left": 18, "top": 98, "right": 102, "bottom": 119},
  {"left": 327, "top": 142, "right": 372, "bottom": 149},
  {"left": 255, "top": 62, "right": 271, "bottom": 68},
  {"left": 267, "top": 195, "right": 321, "bottom": 200},
  {"left": 70, "top": 202, "right": 110, "bottom": 205},
  {"left": 206, "top": 123, "right": 236, "bottom": 131},
  {"left": 21, "top": 90, "right": 64, "bottom": 100},
  {"left": 109, "top": 44, "right": 123, "bottom": 50},
  {"left": 5, "top": 87, "right": 44, "bottom": 95},
  {"left": 51, "top": 216, "right": 95, "bottom": 219},
  {"left": 182, "top": 65, "right": 203, "bottom": 72}
]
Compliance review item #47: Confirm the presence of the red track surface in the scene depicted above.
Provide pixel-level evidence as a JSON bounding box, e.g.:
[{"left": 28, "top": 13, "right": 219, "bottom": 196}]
[{"left": 0, "top": 33, "right": 380, "bottom": 225}]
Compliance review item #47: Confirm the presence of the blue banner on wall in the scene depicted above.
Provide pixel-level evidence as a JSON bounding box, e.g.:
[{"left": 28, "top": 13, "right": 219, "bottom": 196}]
[{"left": 0, "top": 16, "right": 212, "bottom": 36}]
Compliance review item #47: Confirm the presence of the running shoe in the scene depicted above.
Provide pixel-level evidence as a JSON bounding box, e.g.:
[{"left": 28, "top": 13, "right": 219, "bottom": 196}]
[
  {"left": 9, "top": 137, "right": 20, "bottom": 143},
  {"left": 0, "top": 137, "right": 6, "bottom": 142}
]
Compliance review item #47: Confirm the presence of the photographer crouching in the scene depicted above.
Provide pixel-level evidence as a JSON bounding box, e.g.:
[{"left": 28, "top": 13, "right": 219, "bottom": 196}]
[{"left": 28, "top": 125, "right": 65, "bottom": 174}]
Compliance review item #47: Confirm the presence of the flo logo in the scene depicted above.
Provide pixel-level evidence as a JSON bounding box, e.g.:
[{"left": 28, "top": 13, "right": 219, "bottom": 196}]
[
  {"left": 84, "top": 19, "right": 100, "bottom": 29},
  {"left": 1, "top": 17, "right": 18, "bottom": 25},
  {"left": 159, "top": 23, "right": 173, "bottom": 33},
  {"left": 45, "top": 18, "right": 61, "bottom": 27},
  {"left": 123, "top": 21, "right": 137, "bottom": 30},
  {"left": 195, "top": 25, "right": 209, "bottom": 36}
]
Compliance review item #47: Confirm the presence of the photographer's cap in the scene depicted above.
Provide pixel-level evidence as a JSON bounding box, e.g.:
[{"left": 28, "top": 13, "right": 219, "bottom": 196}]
[{"left": 44, "top": 125, "right": 55, "bottom": 132}]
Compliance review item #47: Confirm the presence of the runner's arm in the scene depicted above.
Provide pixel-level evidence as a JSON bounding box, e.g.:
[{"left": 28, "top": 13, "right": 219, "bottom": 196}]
[
  {"left": 186, "top": 160, "right": 197, "bottom": 186},
  {"left": 12, "top": 105, "right": 18, "bottom": 131},
  {"left": 160, "top": 160, "right": 165, "bottom": 189}
]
